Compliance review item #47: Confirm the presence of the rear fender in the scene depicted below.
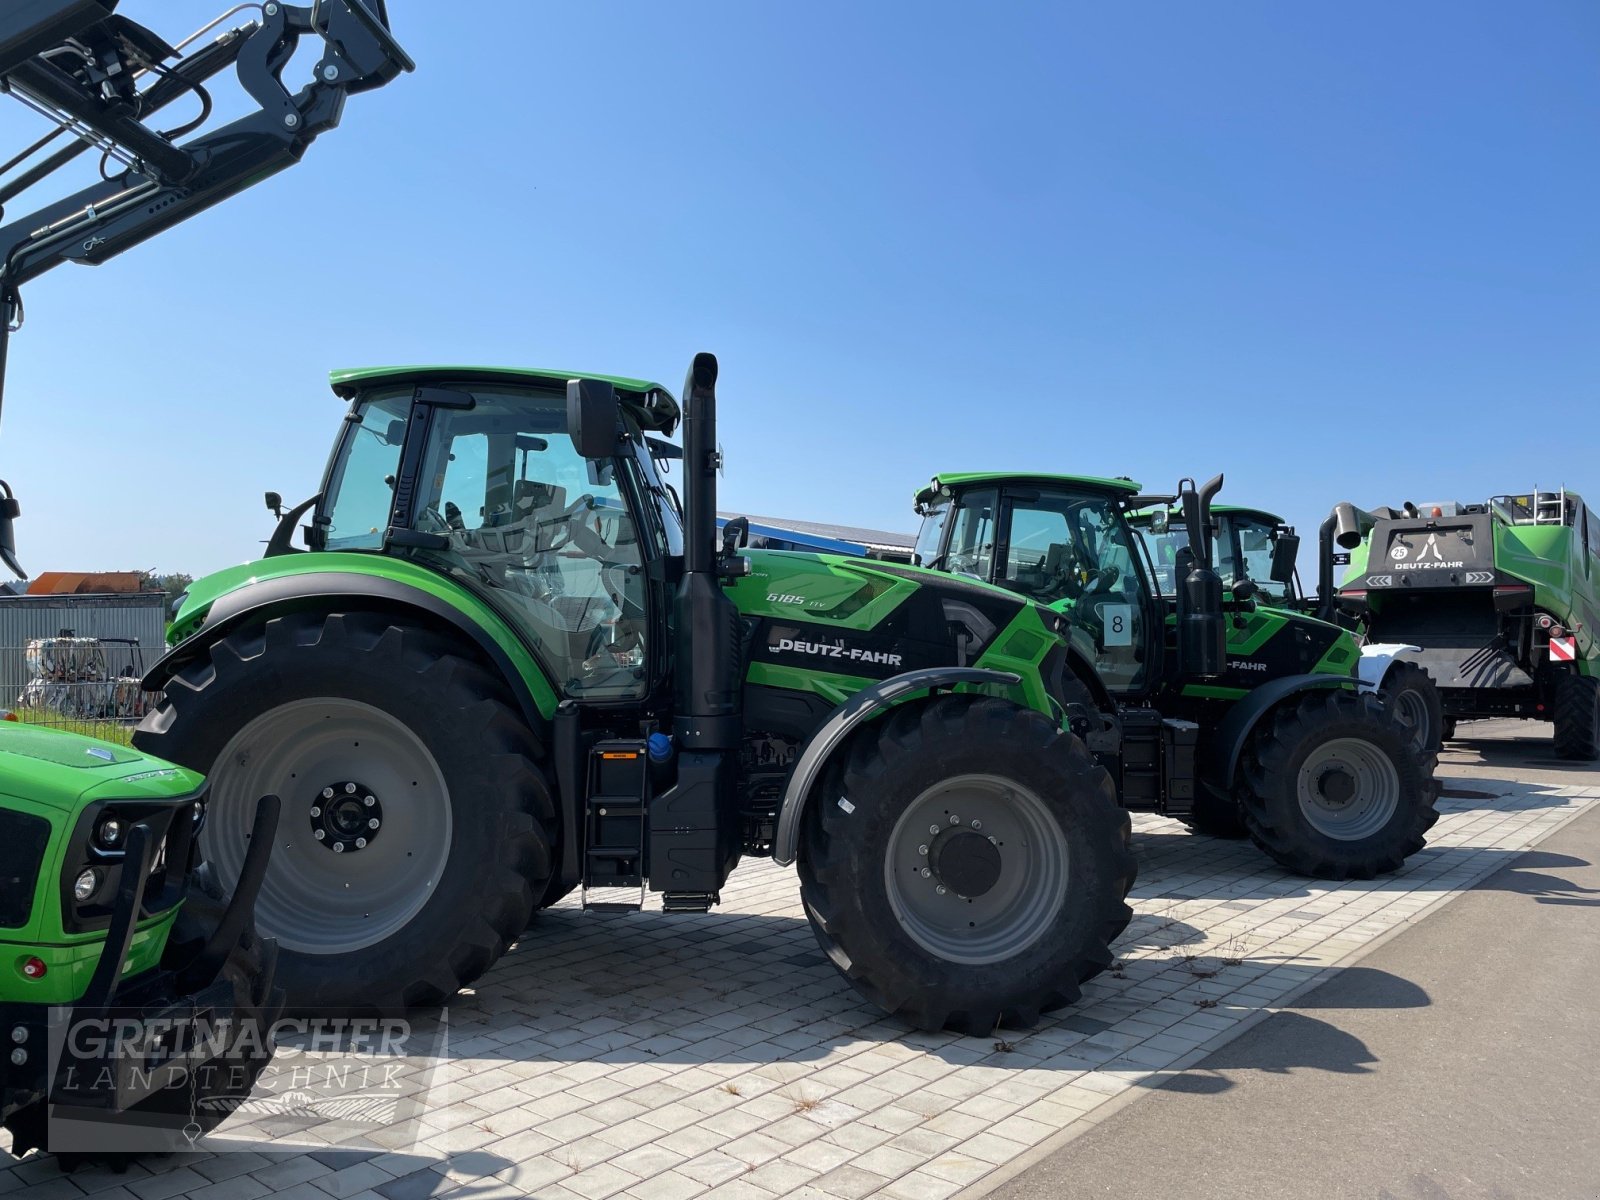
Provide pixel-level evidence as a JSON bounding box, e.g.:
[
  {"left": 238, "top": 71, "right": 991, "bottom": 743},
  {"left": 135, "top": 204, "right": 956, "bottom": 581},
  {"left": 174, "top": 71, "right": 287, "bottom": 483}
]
[
  {"left": 770, "top": 667, "right": 1021, "bottom": 867},
  {"left": 142, "top": 572, "right": 559, "bottom": 729}
]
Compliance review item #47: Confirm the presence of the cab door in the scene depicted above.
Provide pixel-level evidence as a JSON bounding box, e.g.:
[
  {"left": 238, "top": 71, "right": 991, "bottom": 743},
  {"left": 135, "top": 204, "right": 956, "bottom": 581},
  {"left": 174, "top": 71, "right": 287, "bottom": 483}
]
[{"left": 994, "top": 487, "right": 1159, "bottom": 695}]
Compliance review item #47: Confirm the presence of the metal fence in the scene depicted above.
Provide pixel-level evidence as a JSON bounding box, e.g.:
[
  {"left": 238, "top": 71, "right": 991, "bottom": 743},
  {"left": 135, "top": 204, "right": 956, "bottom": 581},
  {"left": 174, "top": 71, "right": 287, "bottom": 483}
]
[{"left": 0, "top": 593, "right": 168, "bottom": 744}]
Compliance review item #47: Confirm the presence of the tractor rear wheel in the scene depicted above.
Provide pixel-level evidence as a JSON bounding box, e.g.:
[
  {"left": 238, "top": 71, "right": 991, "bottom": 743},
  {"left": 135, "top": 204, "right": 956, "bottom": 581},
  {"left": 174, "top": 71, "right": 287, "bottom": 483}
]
[
  {"left": 1379, "top": 661, "right": 1444, "bottom": 754},
  {"left": 798, "top": 695, "right": 1135, "bottom": 1034},
  {"left": 134, "top": 611, "right": 556, "bottom": 1013},
  {"left": 1240, "top": 690, "right": 1438, "bottom": 880},
  {"left": 1552, "top": 673, "right": 1600, "bottom": 760}
]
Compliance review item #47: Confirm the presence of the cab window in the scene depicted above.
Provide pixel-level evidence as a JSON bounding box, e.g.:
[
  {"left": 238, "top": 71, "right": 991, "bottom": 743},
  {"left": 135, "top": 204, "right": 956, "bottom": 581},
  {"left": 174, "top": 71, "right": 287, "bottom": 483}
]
[
  {"left": 405, "top": 388, "right": 650, "bottom": 701},
  {"left": 322, "top": 391, "right": 408, "bottom": 550},
  {"left": 946, "top": 489, "right": 997, "bottom": 581}
]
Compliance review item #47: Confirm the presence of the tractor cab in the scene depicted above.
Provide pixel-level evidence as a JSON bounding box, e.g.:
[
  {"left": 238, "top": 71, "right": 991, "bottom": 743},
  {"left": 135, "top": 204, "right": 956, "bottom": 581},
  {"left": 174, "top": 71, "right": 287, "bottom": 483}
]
[
  {"left": 291, "top": 367, "right": 687, "bottom": 702},
  {"left": 1126, "top": 503, "right": 1303, "bottom": 607},
  {"left": 913, "top": 472, "right": 1229, "bottom": 696}
]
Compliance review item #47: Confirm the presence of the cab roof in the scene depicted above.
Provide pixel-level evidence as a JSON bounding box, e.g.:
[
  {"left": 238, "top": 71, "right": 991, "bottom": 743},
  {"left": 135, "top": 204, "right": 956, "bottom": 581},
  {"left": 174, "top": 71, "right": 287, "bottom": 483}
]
[
  {"left": 328, "top": 365, "right": 680, "bottom": 433},
  {"left": 920, "top": 471, "right": 1143, "bottom": 501}
]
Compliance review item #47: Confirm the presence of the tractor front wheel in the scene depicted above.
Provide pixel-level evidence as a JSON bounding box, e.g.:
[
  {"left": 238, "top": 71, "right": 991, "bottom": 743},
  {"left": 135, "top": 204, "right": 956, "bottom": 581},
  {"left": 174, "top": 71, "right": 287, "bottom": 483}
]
[
  {"left": 1240, "top": 690, "right": 1438, "bottom": 879},
  {"left": 798, "top": 695, "right": 1135, "bottom": 1034},
  {"left": 134, "top": 611, "right": 556, "bottom": 1013},
  {"left": 1552, "top": 673, "right": 1600, "bottom": 761},
  {"left": 1378, "top": 661, "right": 1444, "bottom": 755}
]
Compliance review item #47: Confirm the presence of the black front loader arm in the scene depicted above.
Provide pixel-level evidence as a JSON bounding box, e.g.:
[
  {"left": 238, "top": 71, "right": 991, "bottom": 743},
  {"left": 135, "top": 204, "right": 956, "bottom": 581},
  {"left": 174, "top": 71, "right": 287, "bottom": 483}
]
[
  {"left": 0, "top": 1, "right": 410, "bottom": 577},
  {"left": 0, "top": 1, "right": 413, "bottom": 289}
]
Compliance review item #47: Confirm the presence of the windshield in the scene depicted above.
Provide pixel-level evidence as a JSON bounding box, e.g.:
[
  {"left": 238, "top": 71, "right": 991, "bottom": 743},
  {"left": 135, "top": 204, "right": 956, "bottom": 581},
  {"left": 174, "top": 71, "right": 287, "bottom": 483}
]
[
  {"left": 1225, "top": 515, "right": 1291, "bottom": 601},
  {"left": 1128, "top": 513, "right": 1188, "bottom": 598},
  {"left": 913, "top": 495, "right": 950, "bottom": 567},
  {"left": 321, "top": 389, "right": 409, "bottom": 550}
]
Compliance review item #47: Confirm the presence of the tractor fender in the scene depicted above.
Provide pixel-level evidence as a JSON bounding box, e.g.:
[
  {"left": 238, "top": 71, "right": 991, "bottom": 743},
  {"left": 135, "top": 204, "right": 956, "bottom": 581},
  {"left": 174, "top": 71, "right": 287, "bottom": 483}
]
[
  {"left": 1356, "top": 643, "right": 1423, "bottom": 692},
  {"left": 770, "top": 666, "right": 1021, "bottom": 867},
  {"left": 1201, "top": 672, "right": 1357, "bottom": 793},
  {"left": 142, "top": 571, "right": 553, "bottom": 731}
]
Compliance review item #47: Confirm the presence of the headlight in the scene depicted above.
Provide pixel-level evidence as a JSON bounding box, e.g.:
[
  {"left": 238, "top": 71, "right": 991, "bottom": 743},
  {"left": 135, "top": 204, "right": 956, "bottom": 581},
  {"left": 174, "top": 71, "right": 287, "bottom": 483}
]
[
  {"left": 73, "top": 868, "right": 99, "bottom": 902},
  {"left": 93, "top": 815, "right": 124, "bottom": 850}
]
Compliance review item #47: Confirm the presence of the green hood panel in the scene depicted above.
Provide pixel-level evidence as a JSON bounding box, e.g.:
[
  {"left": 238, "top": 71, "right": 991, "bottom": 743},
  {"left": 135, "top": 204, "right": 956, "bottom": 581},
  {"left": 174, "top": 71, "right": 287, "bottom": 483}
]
[{"left": 0, "top": 724, "right": 202, "bottom": 814}]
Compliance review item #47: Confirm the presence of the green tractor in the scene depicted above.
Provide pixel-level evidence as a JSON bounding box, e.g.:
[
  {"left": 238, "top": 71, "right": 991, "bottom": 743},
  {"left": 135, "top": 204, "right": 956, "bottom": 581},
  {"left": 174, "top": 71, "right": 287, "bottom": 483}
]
[
  {"left": 910, "top": 473, "right": 1440, "bottom": 872},
  {"left": 133, "top": 356, "right": 1138, "bottom": 1033},
  {"left": 1125, "top": 502, "right": 1443, "bottom": 755},
  {"left": 1326, "top": 490, "right": 1600, "bottom": 759},
  {"left": 0, "top": 0, "right": 412, "bottom": 1158},
  {"left": 0, "top": 722, "right": 279, "bottom": 1160}
]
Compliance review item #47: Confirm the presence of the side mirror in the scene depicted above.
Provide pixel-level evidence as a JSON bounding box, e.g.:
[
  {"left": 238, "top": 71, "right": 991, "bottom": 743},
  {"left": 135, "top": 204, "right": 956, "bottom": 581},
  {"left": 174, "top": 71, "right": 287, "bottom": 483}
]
[
  {"left": 265, "top": 490, "right": 284, "bottom": 517},
  {"left": 567, "top": 378, "right": 621, "bottom": 460},
  {"left": 1270, "top": 533, "right": 1300, "bottom": 584},
  {"left": 1231, "top": 578, "right": 1259, "bottom": 602}
]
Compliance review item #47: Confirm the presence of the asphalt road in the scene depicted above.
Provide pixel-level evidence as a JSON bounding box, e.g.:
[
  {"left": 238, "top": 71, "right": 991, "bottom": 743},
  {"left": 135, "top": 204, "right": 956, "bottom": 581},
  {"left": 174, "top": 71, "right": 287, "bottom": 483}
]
[{"left": 991, "top": 720, "right": 1600, "bottom": 1200}]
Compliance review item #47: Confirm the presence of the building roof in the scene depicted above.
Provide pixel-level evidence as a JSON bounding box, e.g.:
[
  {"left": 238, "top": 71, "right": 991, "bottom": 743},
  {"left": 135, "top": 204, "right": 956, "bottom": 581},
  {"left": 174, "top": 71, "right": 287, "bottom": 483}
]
[
  {"left": 719, "top": 513, "right": 915, "bottom": 554},
  {"left": 26, "top": 571, "right": 149, "bottom": 595}
]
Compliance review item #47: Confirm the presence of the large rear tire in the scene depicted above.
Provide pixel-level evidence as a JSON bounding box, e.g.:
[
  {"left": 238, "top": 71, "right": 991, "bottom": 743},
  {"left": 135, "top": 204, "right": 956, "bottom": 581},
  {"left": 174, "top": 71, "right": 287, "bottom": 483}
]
[
  {"left": 798, "top": 695, "right": 1135, "bottom": 1034},
  {"left": 1379, "top": 660, "right": 1444, "bottom": 755},
  {"left": 134, "top": 612, "right": 556, "bottom": 1013},
  {"left": 1240, "top": 690, "right": 1438, "bottom": 880},
  {"left": 1552, "top": 673, "right": 1600, "bottom": 761}
]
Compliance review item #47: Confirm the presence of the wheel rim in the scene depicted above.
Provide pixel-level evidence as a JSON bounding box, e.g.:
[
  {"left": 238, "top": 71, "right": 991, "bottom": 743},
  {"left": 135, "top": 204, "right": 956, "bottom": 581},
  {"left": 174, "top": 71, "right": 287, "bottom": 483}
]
[
  {"left": 1295, "top": 737, "right": 1401, "bottom": 842},
  {"left": 883, "top": 774, "right": 1068, "bottom": 965},
  {"left": 1390, "top": 686, "right": 1433, "bottom": 752},
  {"left": 204, "top": 699, "right": 452, "bottom": 954}
]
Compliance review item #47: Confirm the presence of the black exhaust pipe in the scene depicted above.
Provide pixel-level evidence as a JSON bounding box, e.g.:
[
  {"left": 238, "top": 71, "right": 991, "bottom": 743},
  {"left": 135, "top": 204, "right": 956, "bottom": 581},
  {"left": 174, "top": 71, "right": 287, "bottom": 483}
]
[{"left": 675, "top": 352, "right": 742, "bottom": 751}]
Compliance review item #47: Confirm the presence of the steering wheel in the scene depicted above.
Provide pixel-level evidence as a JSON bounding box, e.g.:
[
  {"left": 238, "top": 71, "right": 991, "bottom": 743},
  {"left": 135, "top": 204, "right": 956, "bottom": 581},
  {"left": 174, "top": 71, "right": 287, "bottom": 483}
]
[
  {"left": 540, "top": 493, "right": 596, "bottom": 551},
  {"left": 1081, "top": 563, "right": 1121, "bottom": 596},
  {"left": 415, "top": 504, "right": 452, "bottom": 534}
]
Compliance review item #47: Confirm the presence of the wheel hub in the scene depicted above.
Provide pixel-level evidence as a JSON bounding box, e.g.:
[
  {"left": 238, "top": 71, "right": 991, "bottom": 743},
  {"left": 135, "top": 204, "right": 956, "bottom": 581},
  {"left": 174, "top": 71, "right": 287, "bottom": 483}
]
[
  {"left": 928, "top": 827, "right": 1003, "bottom": 898},
  {"left": 309, "top": 780, "right": 383, "bottom": 853},
  {"left": 1316, "top": 767, "right": 1356, "bottom": 806}
]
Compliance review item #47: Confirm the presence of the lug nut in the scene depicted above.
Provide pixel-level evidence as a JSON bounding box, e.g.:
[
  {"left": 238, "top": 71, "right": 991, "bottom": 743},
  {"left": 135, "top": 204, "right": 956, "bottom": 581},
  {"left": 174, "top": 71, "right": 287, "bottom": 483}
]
[
  {"left": 935, "top": 885, "right": 947, "bottom": 895},
  {"left": 920, "top": 868, "right": 932, "bottom": 878},
  {"left": 929, "top": 825, "right": 940, "bottom": 835},
  {"left": 9, "top": 1048, "right": 25, "bottom": 1066},
  {"left": 918, "top": 844, "right": 928, "bottom": 855},
  {"left": 313, "top": 829, "right": 326, "bottom": 841},
  {"left": 310, "top": 806, "right": 322, "bottom": 818},
  {"left": 949, "top": 815, "right": 959, "bottom": 824},
  {"left": 345, "top": 783, "right": 357, "bottom": 794},
  {"left": 971, "top": 820, "right": 982, "bottom": 830},
  {"left": 332, "top": 842, "right": 345, "bottom": 853},
  {"left": 322, "top": 788, "right": 334, "bottom": 799},
  {"left": 368, "top": 818, "right": 380, "bottom": 830},
  {"left": 355, "top": 838, "right": 367, "bottom": 849},
  {"left": 364, "top": 795, "right": 376, "bottom": 807},
  {"left": 10, "top": 1026, "right": 25, "bottom": 1044}
]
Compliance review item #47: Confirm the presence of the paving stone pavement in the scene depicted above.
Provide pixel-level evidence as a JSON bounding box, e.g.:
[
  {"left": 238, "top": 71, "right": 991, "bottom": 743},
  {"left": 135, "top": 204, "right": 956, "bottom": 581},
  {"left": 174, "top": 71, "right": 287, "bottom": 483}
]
[{"left": 4, "top": 773, "right": 1594, "bottom": 1200}]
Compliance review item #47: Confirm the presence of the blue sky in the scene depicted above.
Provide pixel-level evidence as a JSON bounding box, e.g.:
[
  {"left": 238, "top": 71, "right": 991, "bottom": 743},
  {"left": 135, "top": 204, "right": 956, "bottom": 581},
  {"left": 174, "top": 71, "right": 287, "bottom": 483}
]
[{"left": 0, "top": 1, "right": 1595, "bottom": 578}]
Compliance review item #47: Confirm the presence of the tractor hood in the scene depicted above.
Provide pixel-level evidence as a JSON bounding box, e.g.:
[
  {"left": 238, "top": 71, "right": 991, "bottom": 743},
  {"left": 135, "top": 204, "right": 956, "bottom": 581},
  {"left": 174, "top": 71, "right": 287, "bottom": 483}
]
[{"left": 0, "top": 723, "right": 202, "bottom": 814}]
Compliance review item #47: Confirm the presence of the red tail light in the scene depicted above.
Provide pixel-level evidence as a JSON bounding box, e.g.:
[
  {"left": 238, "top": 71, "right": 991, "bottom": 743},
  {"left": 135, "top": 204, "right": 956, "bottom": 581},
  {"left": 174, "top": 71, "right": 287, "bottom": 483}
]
[{"left": 19, "top": 956, "right": 46, "bottom": 980}]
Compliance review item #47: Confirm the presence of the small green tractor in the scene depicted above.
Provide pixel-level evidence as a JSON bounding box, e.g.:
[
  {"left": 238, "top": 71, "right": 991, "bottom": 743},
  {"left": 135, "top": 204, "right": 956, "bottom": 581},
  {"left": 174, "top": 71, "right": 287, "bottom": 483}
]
[
  {"left": 1125, "top": 502, "right": 1443, "bottom": 754},
  {"left": 0, "top": 0, "right": 412, "bottom": 1158},
  {"left": 910, "top": 473, "right": 1440, "bottom": 869},
  {"left": 0, "top": 722, "right": 279, "bottom": 1160},
  {"left": 135, "top": 357, "right": 1145, "bottom": 1033},
  {"left": 1327, "top": 490, "right": 1600, "bottom": 758}
]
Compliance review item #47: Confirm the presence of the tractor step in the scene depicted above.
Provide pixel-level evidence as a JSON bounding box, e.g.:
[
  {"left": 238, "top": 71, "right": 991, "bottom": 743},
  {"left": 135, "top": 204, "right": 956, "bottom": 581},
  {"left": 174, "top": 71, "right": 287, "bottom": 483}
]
[
  {"left": 662, "top": 892, "right": 718, "bottom": 913},
  {"left": 581, "top": 739, "right": 650, "bottom": 912}
]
